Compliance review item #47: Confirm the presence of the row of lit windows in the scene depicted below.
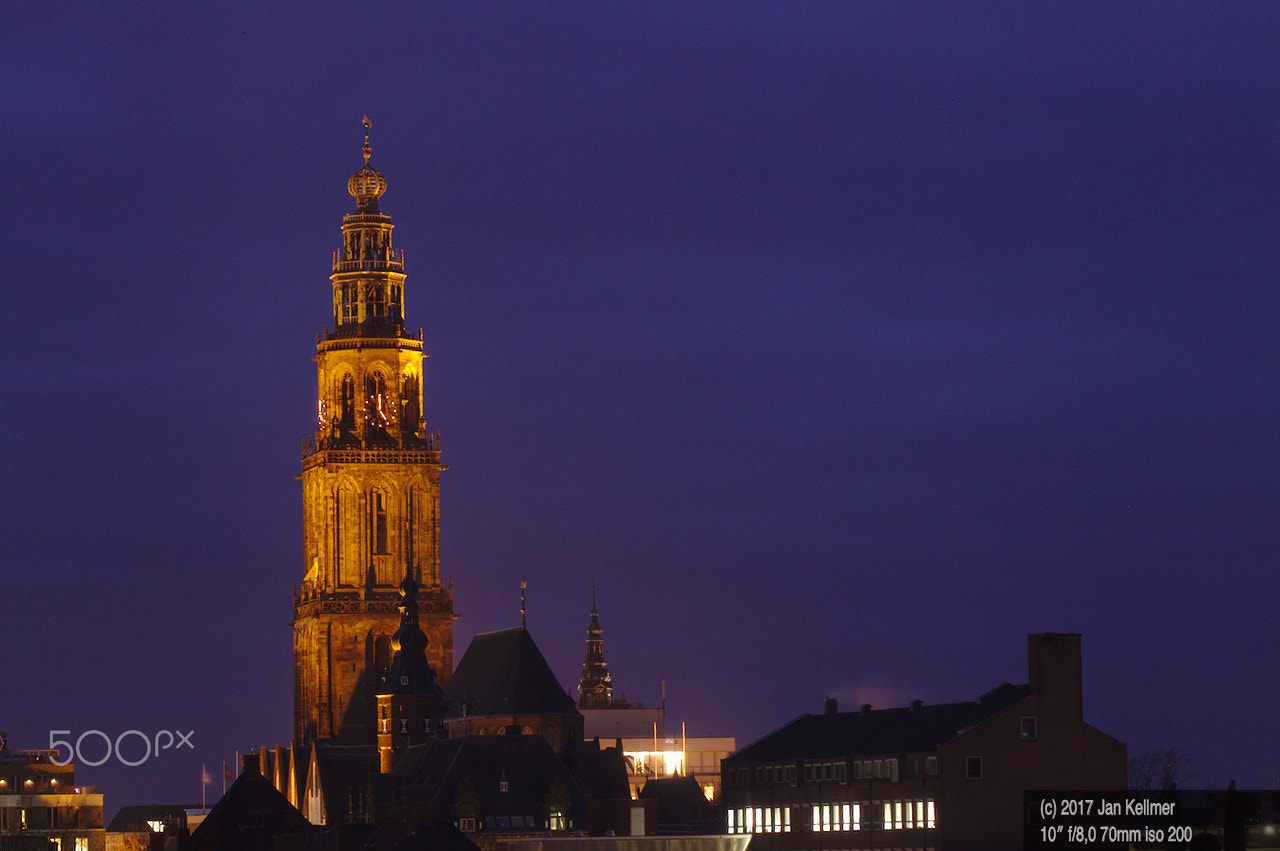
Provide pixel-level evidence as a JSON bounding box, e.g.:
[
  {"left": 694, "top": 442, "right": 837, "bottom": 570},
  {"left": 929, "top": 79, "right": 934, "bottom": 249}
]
[
  {"left": 455, "top": 812, "right": 566, "bottom": 833},
  {"left": 732, "top": 755, "right": 945, "bottom": 789},
  {"left": 728, "top": 806, "right": 791, "bottom": 834},
  {"left": 727, "top": 800, "right": 935, "bottom": 834}
]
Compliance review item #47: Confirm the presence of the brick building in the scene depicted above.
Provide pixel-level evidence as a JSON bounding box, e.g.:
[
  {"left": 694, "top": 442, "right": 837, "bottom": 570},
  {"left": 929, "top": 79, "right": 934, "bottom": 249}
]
[{"left": 721, "top": 633, "right": 1125, "bottom": 851}]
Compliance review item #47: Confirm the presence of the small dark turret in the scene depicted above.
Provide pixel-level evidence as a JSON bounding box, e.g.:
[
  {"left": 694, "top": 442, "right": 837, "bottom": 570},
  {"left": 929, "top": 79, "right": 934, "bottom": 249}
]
[{"left": 375, "top": 568, "right": 446, "bottom": 772}]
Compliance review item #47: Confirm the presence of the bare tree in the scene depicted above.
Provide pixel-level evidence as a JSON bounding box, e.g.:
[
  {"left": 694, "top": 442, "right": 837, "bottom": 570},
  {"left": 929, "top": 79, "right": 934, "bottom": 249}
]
[{"left": 1128, "top": 748, "right": 1197, "bottom": 790}]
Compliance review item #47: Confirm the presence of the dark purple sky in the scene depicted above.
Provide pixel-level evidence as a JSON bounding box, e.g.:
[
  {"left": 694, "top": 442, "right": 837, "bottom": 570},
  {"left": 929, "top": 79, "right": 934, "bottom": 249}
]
[{"left": 3, "top": 3, "right": 1278, "bottom": 810}]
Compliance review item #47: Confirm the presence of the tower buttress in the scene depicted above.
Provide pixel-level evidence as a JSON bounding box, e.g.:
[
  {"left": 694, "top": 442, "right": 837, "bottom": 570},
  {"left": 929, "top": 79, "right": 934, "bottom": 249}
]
[{"left": 293, "top": 119, "right": 454, "bottom": 748}]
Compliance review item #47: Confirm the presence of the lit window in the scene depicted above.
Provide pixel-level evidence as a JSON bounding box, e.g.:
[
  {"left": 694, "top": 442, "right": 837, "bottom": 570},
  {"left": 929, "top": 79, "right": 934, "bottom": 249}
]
[
  {"left": 894, "top": 801, "right": 903, "bottom": 830},
  {"left": 927, "top": 799, "right": 936, "bottom": 828},
  {"left": 727, "top": 809, "right": 735, "bottom": 833},
  {"left": 852, "top": 803, "right": 861, "bottom": 831},
  {"left": 882, "top": 802, "right": 891, "bottom": 830},
  {"left": 966, "top": 756, "right": 983, "bottom": 780},
  {"left": 811, "top": 806, "right": 819, "bottom": 832},
  {"left": 840, "top": 803, "right": 850, "bottom": 831},
  {"left": 1021, "top": 716, "right": 1037, "bottom": 740},
  {"left": 754, "top": 807, "right": 762, "bottom": 834},
  {"left": 745, "top": 807, "right": 754, "bottom": 834}
]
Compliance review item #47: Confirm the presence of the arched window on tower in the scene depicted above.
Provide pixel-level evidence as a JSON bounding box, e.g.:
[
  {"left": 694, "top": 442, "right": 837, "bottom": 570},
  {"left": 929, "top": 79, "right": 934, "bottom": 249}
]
[
  {"left": 338, "top": 374, "right": 356, "bottom": 440},
  {"left": 400, "top": 374, "right": 420, "bottom": 437},
  {"left": 336, "top": 484, "right": 357, "bottom": 586},
  {"left": 370, "top": 490, "right": 389, "bottom": 556},
  {"left": 340, "top": 283, "right": 355, "bottom": 323},
  {"left": 367, "top": 281, "right": 386, "bottom": 319}
]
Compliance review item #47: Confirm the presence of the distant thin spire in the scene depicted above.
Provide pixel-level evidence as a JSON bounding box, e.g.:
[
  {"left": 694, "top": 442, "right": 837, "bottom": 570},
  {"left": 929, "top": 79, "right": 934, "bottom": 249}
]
[{"left": 520, "top": 581, "right": 527, "bottom": 629}]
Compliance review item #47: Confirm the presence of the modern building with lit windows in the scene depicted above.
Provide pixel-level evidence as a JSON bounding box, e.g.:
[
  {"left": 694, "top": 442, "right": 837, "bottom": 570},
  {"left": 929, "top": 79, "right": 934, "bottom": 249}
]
[
  {"left": 720, "top": 634, "right": 1125, "bottom": 851},
  {"left": 0, "top": 740, "right": 104, "bottom": 851}
]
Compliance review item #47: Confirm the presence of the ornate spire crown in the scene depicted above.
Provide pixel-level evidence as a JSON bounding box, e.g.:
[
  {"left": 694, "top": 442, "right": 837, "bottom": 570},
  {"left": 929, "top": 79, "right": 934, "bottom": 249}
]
[{"left": 348, "top": 115, "right": 387, "bottom": 211}]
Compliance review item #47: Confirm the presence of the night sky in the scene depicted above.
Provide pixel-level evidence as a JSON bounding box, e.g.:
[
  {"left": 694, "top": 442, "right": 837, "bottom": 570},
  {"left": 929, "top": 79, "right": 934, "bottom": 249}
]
[{"left": 3, "top": 3, "right": 1278, "bottom": 812}]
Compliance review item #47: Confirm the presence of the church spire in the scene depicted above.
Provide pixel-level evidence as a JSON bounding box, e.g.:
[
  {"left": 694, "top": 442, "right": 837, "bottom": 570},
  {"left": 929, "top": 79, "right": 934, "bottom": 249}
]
[
  {"left": 577, "top": 579, "right": 613, "bottom": 709},
  {"left": 375, "top": 565, "right": 445, "bottom": 772},
  {"left": 380, "top": 567, "right": 442, "bottom": 696}
]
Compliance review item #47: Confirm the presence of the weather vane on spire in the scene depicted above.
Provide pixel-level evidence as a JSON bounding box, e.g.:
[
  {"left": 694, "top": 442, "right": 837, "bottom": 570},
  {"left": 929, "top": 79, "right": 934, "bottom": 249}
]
[
  {"left": 520, "top": 581, "right": 528, "bottom": 629},
  {"left": 362, "top": 115, "right": 373, "bottom": 164}
]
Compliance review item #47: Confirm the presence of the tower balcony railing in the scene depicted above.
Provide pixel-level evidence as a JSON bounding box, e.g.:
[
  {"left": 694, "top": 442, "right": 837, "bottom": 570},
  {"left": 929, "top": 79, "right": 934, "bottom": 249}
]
[{"left": 332, "top": 251, "right": 405, "bottom": 273}]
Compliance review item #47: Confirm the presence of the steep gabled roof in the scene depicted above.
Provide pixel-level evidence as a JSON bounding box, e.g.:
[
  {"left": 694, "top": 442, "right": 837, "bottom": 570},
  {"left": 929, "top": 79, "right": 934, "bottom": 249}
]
[
  {"left": 725, "top": 682, "right": 1031, "bottom": 764},
  {"left": 185, "top": 757, "right": 314, "bottom": 851},
  {"left": 399, "top": 734, "right": 589, "bottom": 827},
  {"left": 444, "top": 627, "right": 578, "bottom": 720}
]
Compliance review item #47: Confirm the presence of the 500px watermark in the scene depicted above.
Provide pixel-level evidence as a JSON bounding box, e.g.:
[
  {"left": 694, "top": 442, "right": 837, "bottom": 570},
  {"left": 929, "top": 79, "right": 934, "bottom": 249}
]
[{"left": 48, "top": 730, "right": 194, "bottom": 767}]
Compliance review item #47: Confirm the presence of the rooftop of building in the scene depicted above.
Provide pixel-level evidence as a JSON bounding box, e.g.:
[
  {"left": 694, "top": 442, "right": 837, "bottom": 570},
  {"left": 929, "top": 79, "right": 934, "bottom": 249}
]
[
  {"left": 724, "top": 682, "right": 1031, "bottom": 764},
  {"left": 444, "top": 626, "right": 580, "bottom": 720}
]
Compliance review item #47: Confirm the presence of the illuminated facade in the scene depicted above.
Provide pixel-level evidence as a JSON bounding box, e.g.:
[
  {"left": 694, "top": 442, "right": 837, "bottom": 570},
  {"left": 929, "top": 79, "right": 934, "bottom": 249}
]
[
  {"left": 624, "top": 736, "right": 735, "bottom": 803},
  {"left": 293, "top": 121, "right": 454, "bottom": 747},
  {"left": 0, "top": 744, "right": 104, "bottom": 851}
]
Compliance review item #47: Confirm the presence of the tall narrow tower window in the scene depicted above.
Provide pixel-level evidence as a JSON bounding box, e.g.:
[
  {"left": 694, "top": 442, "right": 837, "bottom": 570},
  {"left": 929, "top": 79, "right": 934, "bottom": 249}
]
[
  {"left": 401, "top": 375, "right": 420, "bottom": 435},
  {"left": 338, "top": 374, "right": 356, "bottom": 438},
  {"left": 371, "top": 491, "right": 389, "bottom": 555},
  {"left": 341, "top": 283, "right": 355, "bottom": 323}
]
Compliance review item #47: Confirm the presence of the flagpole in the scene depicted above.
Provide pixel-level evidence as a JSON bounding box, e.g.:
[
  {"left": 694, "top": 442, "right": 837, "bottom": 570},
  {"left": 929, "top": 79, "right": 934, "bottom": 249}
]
[{"left": 201, "top": 763, "right": 206, "bottom": 810}]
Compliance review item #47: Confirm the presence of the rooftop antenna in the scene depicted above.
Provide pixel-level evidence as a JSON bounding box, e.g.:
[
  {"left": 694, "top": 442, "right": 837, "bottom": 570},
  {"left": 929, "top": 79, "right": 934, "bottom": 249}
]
[
  {"left": 520, "top": 581, "right": 527, "bottom": 629},
  {"left": 591, "top": 576, "right": 597, "bottom": 613}
]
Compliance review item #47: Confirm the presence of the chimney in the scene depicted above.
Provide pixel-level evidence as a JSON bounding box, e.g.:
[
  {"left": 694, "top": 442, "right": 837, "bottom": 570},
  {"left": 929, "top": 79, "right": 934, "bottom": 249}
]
[
  {"left": 910, "top": 699, "right": 922, "bottom": 711},
  {"left": 1027, "top": 633, "right": 1083, "bottom": 722},
  {"left": 823, "top": 696, "right": 838, "bottom": 715},
  {"left": 860, "top": 704, "right": 872, "bottom": 715},
  {"left": 241, "top": 753, "right": 260, "bottom": 775}
]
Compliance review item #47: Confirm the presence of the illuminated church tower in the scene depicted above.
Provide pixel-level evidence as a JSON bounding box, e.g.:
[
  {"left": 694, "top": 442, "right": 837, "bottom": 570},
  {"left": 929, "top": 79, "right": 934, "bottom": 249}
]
[{"left": 293, "top": 120, "right": 454, "bottom": 747}]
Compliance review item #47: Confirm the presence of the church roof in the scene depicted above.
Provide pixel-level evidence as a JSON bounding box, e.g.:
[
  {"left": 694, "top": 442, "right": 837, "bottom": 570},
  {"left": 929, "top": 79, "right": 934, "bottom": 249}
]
[
  {"left": 724, "top": 682, "right": 1031, "bottom": 763},
  {"left": 444, "top": 627, "right": 578, "bottom": 720},
  {"left": 184, "top": 755, "right": 314, "bottom": 851},
  {"left": 396, "top": 734, "right": 588, "bottom": 828}
]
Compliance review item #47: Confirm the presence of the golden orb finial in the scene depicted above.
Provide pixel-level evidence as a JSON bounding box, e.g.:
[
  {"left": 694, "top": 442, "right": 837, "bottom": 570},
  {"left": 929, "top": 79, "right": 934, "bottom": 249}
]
[{"left": 349, "top": 115, "right": 386, "bottom": 210}]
